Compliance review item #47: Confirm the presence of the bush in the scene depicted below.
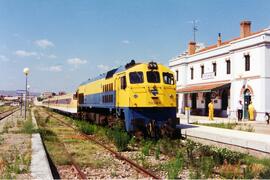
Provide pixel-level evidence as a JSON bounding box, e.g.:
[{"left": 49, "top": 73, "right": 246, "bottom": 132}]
[
  {"left": 200, "top": 156, "right": 215, "bottom": 178},
  {"left": 165, "top": 152, "right": 184, "bottom": 179},
  {"left": 76, "top": 121, "right": 97, "bottom": 135},
  {"left": 186, "top": 139, "right": 198, "bottom": 162},
  {"left": 21, "top": 120, "right": 36, "bottom": 134},
  {"left": 128, "top": 136, "right": 136, "bottom": 150},
  {"left": 111, "top": 130, "right": 130, "bottom": 151},
  {"left": 141, "top": 140, "right": 153, "bottom": 156},
  {"left": 211, "top": 147, "right": 244, "bottom": 165}
]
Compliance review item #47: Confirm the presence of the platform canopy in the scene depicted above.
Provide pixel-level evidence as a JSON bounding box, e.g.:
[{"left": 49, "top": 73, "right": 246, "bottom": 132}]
[{"left": 177, "top": 82, "right": 230, "bottom": 93}]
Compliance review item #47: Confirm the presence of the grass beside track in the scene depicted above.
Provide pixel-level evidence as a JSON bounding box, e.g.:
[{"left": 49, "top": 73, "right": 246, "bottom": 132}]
[
  {"left": 34, "top": 108, "right": 146, "bottom": 179},
  {"left": 0, "top": 105, "right": 14, "bottom": 113},
  {"left": 192, "top": 122, "right": 255, "bottom": 132},
  {"left": 34, "top": 110, "right": 111, "bottom": 167},
  {"left": 37, "top": 107, "right": 270, "bottom": 179}
]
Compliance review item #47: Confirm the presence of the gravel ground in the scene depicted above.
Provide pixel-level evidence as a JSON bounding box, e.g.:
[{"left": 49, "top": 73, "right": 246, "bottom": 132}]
[
  {"left": 57, "top": 165, "right": 83, "bottom": 179},
  {"left": 82, "top": 152, "right": 146, "bottom": 179},
  {"left": 0, "top": 133, "right": 32, "bottom": 179},
  {"left": 0, "top": 110, "right": 32, "bottom": 179}
]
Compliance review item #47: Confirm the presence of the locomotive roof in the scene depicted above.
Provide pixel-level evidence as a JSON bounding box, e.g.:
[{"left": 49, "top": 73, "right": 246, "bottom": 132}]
[{"left": 80, "top": 65, "right": 126, "bottom": 85}]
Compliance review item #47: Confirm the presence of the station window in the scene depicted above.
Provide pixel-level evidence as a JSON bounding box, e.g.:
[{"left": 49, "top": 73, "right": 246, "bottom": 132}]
[
  {"left": 201, "top": 65, "right": 204, "bottom": 78},
  {"left": 226, "top": 60, "right": 231, "bottom": 74},
  {"left": 213, "top": 62, "right": 217, "bottom": 76},
  {"left": 147, "top": 71, "right": 160, "bottom": 83},
  {"left": 163, "top": 72, "right": 174, "bottom": 85},
  {"left": 120, "top": 76, "right": 127, "bottom": 89},
  {"left": 190, "top": 67, "right": 194, "bottom": 80},
  {"left": 129, "top": 71, "right": 144, "bottom": 84},
  {"left": 245, "top": 54, "right": 250, "bottom": 71},
  {"left": 176, "top": 70, "right": 179, "bottom": 81}
]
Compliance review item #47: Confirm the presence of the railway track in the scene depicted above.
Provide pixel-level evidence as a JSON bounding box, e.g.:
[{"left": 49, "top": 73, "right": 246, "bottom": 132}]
[
  {"left": 0, "top": 108, "right": 19, "bottom": 120},
  {"left": 57, "top": 135, "right": 87, "bottom": 179},
  {"left": 45, "top": 111, "right": 159, "bottom": 179}
]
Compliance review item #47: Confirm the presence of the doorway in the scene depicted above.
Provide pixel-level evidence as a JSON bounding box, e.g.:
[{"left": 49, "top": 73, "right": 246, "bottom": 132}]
[
  {"left": 191, "top": 93, "right": 197, "bottom": 109},
  {"left": 205, "top": 92, "right": 211, "bottom": 115},
  {"left": 243, "top": 89, "right": 251, "bottom": 119},
  {"left": 221, "top": 90, "right": 228, "bottom": 110}
]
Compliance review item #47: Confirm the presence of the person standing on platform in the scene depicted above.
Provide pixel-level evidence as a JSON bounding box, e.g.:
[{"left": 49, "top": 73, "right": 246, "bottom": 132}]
[
  {"left": 237, "top": 100, "right": 243, "bottom": 121},
  {"left": 248, "top": 101, "right": 255, "bottom": 121},
  {"left": 265, "top": 112, "right": 269, "bottom": 125},
  {"left": 208, "top": 100, "right": 214, "bottom": 120}
]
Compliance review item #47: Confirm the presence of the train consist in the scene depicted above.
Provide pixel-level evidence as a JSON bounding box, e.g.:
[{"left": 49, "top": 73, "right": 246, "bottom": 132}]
[
  {"left": 43, "top": 60, "right": 177, "bottom": 136},
  {"left": 42, "top": 93, "right": 77, "bottom": 114}
]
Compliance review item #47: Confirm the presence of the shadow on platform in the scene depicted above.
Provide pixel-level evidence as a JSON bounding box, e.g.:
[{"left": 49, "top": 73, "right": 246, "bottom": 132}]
[{"left": 176, "top": 124, "right": 199, "bottom": 129}]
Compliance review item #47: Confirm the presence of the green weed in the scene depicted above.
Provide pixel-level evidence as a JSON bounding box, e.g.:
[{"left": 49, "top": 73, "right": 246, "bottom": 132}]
[
  {"left": 21, "top": 120, "right": 36, "bottom": 134},
  {"left": 165, "top": 152, "right": 184, "bottom": 179},
  {"left": 111, "top": 130, "right": 130, "bottom": 151},
  {"left": 155, "top": 144, "right": 160, "bottom": 160},
  {"left": 141, "top": 140, "right": 153, "bottom": 156}
]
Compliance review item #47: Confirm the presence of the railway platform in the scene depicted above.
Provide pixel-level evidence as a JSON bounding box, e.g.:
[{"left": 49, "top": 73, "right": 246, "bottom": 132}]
[
  {"left": 31, "top": 108, "right": 53, "bottom": 179},
  {"left": 178, "top": 122, "right": 270, "bottom": 157}
]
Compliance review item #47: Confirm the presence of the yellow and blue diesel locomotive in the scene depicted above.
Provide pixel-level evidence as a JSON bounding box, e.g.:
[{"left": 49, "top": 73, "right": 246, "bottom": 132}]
[{"left": 76, "top": 60, "right": 177, "bottom": 135}]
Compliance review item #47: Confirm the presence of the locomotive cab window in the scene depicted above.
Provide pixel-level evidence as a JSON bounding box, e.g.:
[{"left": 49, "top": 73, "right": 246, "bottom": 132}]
[
  {"left": 163, "top": 72, "right": 174, "bottom": 85},
  {"left": 129, "top": 71, "right": 144, "bottom": 84},
  {"left": 147, "top": 71, "right": 160, "bottom": 83},
  {"left": 120, "top": 76, "right": 127, "bottom": 89}
]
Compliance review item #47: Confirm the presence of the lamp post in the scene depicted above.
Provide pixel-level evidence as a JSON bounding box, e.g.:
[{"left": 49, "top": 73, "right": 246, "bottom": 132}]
[{"left": 23, "top": 67, "right": 30, "bottom": 120}]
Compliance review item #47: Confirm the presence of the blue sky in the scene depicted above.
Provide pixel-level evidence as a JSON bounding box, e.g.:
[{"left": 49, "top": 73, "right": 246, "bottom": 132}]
[{"left": 0, "top": 0, "right": 270, "bottom": 92}]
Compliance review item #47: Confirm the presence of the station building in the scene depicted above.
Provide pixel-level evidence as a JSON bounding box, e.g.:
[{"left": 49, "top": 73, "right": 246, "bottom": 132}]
[{"left": 169, "top": 21, "right": 270, "bottom": 121}]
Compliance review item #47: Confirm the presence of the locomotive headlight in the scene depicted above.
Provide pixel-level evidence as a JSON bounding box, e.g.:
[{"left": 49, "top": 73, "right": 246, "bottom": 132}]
[{"left": 134, "top": 94, "right": 138, "bottom": 98}]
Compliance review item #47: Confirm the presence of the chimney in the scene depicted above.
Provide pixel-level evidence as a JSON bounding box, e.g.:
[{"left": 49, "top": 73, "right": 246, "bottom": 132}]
[
  {"left": 188, "top": 41, "right": 196, "bottom": 55},
  {"left": 240, "top": 20, "right": 251, "bottom": 38},
  {"left": 217, "top": 33, "right": 222, "bottom": 46}
]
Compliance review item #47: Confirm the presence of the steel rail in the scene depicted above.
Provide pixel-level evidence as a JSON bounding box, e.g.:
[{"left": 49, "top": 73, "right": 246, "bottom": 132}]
[
  {"left": 0, "top": 108, "right": 19, "bottom": 120},
  {"left": 49, "top": 113, "right": 159, "bottom": 179},
  {"left": 58, "top": 137, "right": 87, "bottom": 179},
  {"left": 36, "top": 110, "right": 87, "bottom": 179}
]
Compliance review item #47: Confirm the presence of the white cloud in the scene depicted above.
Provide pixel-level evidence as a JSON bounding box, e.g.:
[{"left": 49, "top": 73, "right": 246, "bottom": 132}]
[
  {"left": 15, "top": 50, "right": 38, "bottom": 57},
  {"left": 34, "top": 39, "right": 55, "bottom": 49},
  {"left": 48, "top": 54, "right": 57, "bottom": 59},
  {"left": 67, "top": 57, "right": 87, "bottom": 66},
  {"left": 48, "top": 65, "right": 62, "bottom": 72},
  {"left": 40, "top": 65, "right": 62, "bottom": 72},
  {"left": 122, "top": 40, "right": 130, "bottom": 44},
  {"left": 97, "top": 64, "right": 110, "bottom": 71},
  {"left": 0, "top": 55, "right": 9, "bottom": 62}
]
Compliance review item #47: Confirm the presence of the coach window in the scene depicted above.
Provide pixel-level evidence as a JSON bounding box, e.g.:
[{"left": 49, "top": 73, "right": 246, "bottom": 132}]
[
  {"left": 120, "top": 76, "right": 127, "bottom": 89},
  {"left": 129, "top": 72, "right": 144, "bottom": 84},
  {"left": 147, "top": 71, "right": 160, "bottom": 83},
  {"left": 163, "top": 72, "right": 174, "bottom": 85}
]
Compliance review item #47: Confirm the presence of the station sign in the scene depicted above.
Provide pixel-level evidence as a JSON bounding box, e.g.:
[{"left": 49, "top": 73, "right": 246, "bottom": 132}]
[
  {"left": 16, "top": 90, "right": 26, "bottom": 95},
  {"left": 202, "top": 72, "right": 215, "bottom": 80}
]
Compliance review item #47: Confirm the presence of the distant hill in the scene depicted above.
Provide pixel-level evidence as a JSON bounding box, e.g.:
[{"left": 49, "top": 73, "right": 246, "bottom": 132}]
[{"left": 0, "top": 90, "right": 40, "bottom": 97}]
